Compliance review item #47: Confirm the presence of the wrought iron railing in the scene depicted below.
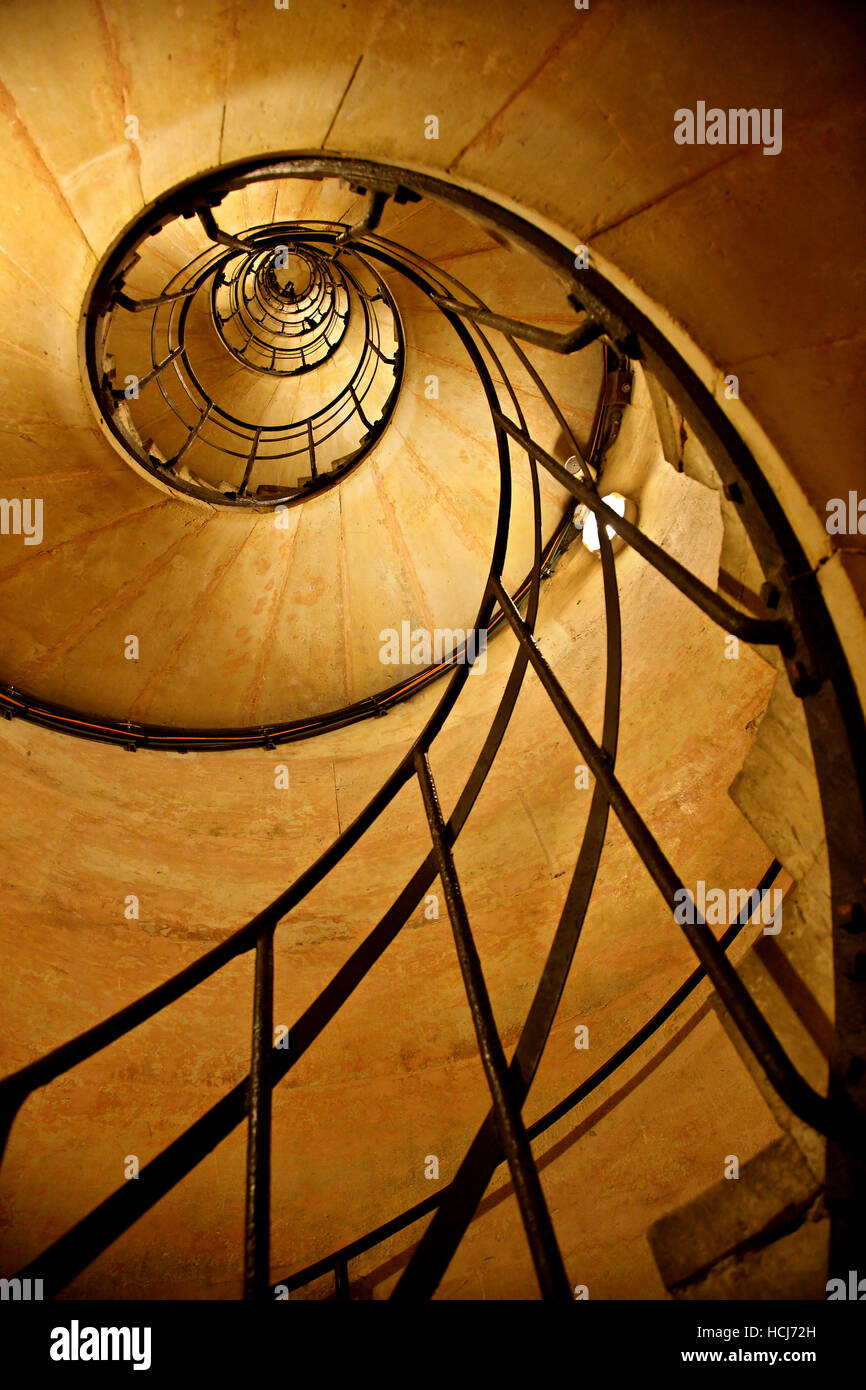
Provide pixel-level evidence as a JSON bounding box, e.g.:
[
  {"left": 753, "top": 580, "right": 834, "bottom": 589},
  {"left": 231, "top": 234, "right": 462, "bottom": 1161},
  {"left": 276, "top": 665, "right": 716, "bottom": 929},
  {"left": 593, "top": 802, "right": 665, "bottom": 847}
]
[
  {"left": 211, "top": 240, "right": 350, "bottom": 376},
  {"left": 100, "top": 212, "right": 404, "bottom": 505},
  {"left": 1, "top": 204, "right": 614, "bottom": 748},
  {"left": 1, "top": 156, "right": 864, "bottom": 1300}
]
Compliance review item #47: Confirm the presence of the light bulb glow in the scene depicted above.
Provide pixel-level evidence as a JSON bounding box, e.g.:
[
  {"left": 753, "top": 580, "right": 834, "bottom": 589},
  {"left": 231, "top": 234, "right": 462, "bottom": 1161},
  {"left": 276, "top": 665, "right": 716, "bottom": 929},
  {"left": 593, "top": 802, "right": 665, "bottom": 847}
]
[{"left": 582, "top": 492, "right": 627, "bottom": 553}]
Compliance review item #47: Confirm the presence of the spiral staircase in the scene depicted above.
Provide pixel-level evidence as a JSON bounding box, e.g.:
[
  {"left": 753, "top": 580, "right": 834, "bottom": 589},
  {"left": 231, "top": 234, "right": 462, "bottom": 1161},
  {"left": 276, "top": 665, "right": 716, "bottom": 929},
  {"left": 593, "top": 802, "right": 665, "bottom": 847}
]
[{"left": 0, "top": 0, "right": 863, "bottom": 1303}]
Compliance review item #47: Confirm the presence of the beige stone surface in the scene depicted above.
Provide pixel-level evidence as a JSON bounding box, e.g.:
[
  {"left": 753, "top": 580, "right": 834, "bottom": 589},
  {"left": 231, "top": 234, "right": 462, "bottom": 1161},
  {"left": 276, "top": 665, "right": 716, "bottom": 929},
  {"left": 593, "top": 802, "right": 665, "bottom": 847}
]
[{"left": 0, "top": 0, "right": 858, "bottom": 1301}]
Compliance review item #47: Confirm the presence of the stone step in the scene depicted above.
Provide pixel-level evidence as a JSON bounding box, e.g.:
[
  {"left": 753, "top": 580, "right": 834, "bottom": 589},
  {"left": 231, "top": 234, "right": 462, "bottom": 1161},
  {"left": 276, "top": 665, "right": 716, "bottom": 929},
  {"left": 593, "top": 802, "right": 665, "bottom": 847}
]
[{"left": 648, "top": 1134, "right": 823, "bottom": 1298}]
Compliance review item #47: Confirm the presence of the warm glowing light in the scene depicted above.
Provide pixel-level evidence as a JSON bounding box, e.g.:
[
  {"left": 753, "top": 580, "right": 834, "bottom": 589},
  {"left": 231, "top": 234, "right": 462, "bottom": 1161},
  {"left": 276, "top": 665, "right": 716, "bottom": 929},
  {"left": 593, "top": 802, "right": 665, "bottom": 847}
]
[{"left": 582, "top": 492, "right": 627, "bottom": 553}]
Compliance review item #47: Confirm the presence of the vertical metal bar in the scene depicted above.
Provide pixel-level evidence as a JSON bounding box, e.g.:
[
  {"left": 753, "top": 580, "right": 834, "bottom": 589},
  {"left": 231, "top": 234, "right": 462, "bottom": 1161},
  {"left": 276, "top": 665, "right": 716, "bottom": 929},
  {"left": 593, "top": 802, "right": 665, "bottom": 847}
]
[
  {"left": 486, "top": 571, "right": 834, "bottom": 1136},
  {"left": 350, "top": 383, "right": 372, "bottom": 432},
  {"left": 307, "top": 418, "right": 317, "bottom": 479},
  {"left": 244, "top": 925, "right": 275, "bottom": 1300},
  {"left": 169, "top": 401, "right": 213, "bottom": 470},
  {"left": 238, "top": 427, "right": 261, "bottom": 499},
  {"left": 413, "top": 747, "right": 570, "bottom": 1301},
  {"left": 394, "top": 385, "right": 622, "bottom": 1301},
  {"left": 334, "top": 1256, "right": 349, "bottom": 1300}
]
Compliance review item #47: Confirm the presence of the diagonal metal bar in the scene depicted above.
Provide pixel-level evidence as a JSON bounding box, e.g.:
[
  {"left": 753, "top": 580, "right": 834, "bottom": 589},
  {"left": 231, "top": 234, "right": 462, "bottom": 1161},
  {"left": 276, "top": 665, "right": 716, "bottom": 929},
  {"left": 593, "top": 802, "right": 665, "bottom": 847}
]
[
  {"left": 243, "top": 925, "right": 274, "bottom": 1300},
  {"left": 112, "top": 346, "right": 184, "bottom": 396},
  {"left": 494, "top": 411, "right": 791, "bottom": 648},
  {"left": 167, "top": 402, "right": 213, "bottom": 470},
  {"left": 395, "top": 776, "right": 622, "bottom": 1300},
  {"left": 197, "top": 206, "right": 257, "bottom": 254},
  {"left": 487, "top": 571, "right": 845, "bottom": 1141},
  {"left": 429, "top": 293, "right": 603, "bottom": 354},
  {"left": 237, "top": 427, "right": 261, "bottom": 499},
  {"left": 394, "top": 439, "right": 622, "bottom": 1298},
  {"left": 525, "top": 868, "right": 784, "bottom": 1140},
  {"left": 413, "top": 747, "right": 570, "bottom": 1300},
  {"left": 333, "top": 189, "right": 389, "bottom": 249},
  {"left": 113, "top": 286, "right": 199, "bottom": 313},
  {"left": 281, "top": 862, "right": 781, "bottom": 1296},
  {"left": 350, "top": 383, "right": 371, "bottom": 432},
  {"left": 366, "top": 335, "right": 397, "bottom": 365}
]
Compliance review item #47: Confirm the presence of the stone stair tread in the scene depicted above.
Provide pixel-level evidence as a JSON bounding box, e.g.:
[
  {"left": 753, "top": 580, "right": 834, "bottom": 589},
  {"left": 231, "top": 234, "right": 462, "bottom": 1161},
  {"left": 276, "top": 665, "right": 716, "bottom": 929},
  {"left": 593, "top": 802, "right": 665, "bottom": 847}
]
[{"left": 648, "top": 1134, "right": 820, "bottom": 1293}]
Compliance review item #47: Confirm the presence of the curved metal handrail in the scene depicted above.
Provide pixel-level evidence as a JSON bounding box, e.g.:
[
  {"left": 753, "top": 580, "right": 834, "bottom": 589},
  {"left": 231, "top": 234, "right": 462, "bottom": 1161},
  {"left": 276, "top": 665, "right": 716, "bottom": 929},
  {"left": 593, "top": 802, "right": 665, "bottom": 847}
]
[
  {"left": 104, "top": 221, "right": 403, "bottom": 503},
  {"left": 2, "top": 155, "right": 862, "bottom": 1302},
  {"left": 212, "top": 241, "right": 350, "bottom": 376},
  {"left": 2, "top": 228, "right": 610, "bottom": 748},
  {"left": 275, "top": 860, "right": 783, "bottom": 1297}
]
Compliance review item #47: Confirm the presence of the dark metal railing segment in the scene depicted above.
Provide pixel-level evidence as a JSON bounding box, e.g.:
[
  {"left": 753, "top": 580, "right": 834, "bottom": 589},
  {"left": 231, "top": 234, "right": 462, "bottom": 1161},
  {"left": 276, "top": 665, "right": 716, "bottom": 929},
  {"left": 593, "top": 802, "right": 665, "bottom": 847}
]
[
  {"left": 244, "top": 925, "right": 275, "bottom": 1300},
  {"left": 1, "top": 157, "right": 863, "bottom": 1301},
  {"left": 100, "top": 217, "right": 403, "bottom": 505},
  {"left": 414, "top": 745, "right": 571, "bottom": 1300},
  {"left": 0, "top": 226, "right": 613, "bottom": 750},
  {"left": 275, "top": 859, "right": 782, "bottom": 1297},
  {"left": 211, "top": 240, "right": 350, "bottom": 376}
]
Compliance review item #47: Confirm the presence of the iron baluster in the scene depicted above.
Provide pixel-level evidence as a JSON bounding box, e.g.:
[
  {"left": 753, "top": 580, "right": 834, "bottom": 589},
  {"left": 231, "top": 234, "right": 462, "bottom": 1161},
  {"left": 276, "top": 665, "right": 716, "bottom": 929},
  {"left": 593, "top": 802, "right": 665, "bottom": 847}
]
[
  {"left": 412, "top": 747, "right": 571, "bottom": 1301},
  {"left": 244, "top": 925, "right": 275, "bottom": 1300}
]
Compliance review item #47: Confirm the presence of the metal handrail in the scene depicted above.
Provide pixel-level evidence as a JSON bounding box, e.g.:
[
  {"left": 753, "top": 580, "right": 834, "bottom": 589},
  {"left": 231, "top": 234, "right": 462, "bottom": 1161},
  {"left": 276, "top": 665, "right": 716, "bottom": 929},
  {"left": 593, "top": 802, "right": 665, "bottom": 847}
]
[
  {"left": 99, "top": 222, "right": 404, "bottom": 503},
  {"left": 152, "top": 232, "right": 399, "bottom": 487},
  {"left": 3, "top": 157, "right": 861, "bottom": 1301},
  {"left": 12, "top": 239, "right": 614, "bottom": 749},
  {"left": 212, "top": 241, "right": 350, "bottom": 375},
  {"left": 275, "top": 860, "right": 782, "bottom": 1297}
]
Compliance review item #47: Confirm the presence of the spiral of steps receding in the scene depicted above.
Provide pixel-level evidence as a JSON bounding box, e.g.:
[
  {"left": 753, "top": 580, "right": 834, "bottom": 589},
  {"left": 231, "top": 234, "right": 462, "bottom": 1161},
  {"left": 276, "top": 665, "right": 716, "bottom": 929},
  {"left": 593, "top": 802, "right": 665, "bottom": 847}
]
[
  {"left": 106, "top": 198, "right": 404, "bottom": 500},
  {"left": 0, "top": 0, "right": 863, "bottom": 1308},
  {"left": 0, "top": 171, "right": 604, "bottom": 730}
]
